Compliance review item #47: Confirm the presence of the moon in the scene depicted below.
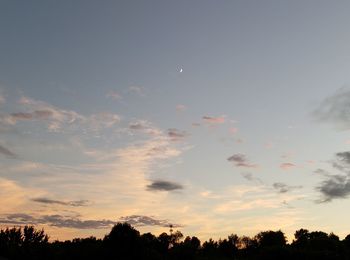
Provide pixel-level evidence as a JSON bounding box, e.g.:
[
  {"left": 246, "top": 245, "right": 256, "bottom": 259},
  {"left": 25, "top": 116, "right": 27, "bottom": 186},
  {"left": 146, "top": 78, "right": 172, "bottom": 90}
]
[{"left": 179, "top": 68, "right": 183, "bottom": 73}]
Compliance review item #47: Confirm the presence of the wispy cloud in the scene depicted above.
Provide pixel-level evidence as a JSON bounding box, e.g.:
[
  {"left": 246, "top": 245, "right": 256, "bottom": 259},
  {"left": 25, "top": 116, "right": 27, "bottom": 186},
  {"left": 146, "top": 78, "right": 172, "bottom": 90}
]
[
  {"left": 176, "top": 104, "right": 187, "bottom": 112},
  {"left": 106, "top": 90, "right": 122, "bottom": 100},
  {"left": 229, "top": 127, "right": 238, "bottom": 134},
  {"left": 128, "top": 120, "right": 162, "bottom": 136},
  {"left": 313, "top": 87, "right": 350, "bottom": 129},
  {"left": 272, "top": 182, "right": 302, "bottom": 193},
  {"left": 227, "top": 154, "right": 258, "bottom": 168},
  {"left": 241, "top": 172, "right": 263, "bottom": 184},
  {"left": 332, "top": 151, "right": 350, "bottom": 171},
  {"left": 167, "top": 128, "right": 188, "bottom": 142},
  {"left": 0, "top": 144, "right": 17, "bottom": 158},
  {"left": 120, "top": 215, "right": 181, "bottom": 227},
  {"left": 6, "top": 96, "right": 120, "bottom": 133},
  {"left": 202, "top": 116, "right": 225, "bottom": 124},
  {"left": 0, "top": 94, "right": 5, "bottom": 105},
  {"left": 31, "top": 198, "right": 90, "bottom": 207},
  {"left": 0, "top": 213, "right": 117, "bottom": 229},
  {"left": 11, "top": 110, "right": 53, "bottom": 120},
  {"left": 280, "top": 163, "right": 296, "bottom": 170},
  {"left": 147, "top": 180, "right": 183, "bottom": 191},
  {"left": 128, "top": 86, "right": 145, "bottom": 96}
]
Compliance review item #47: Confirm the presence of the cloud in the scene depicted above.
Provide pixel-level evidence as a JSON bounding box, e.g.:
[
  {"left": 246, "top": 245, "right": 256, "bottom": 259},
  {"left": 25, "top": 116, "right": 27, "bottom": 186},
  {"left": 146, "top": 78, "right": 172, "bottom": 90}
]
[
  {"left": 317, "top": 175, "right": 350, "bottom": 202},
  {"left": 167, "top": 128, "right": 188, "bottom": 141},
  {"left": 7, "top": 96, "right": 121, "bottom": 133},
  {"left": 241, "top": 172, "right": 263, "bottom": 184},
  {"left": 227, "top": 154, "right": 258, "bottom": 168},
  {"left": 333, "top": 151, "right": 350, "bottom": 171},
  {"left": 31, "top": 198, "right": 90, "bottom": 207},
  {"left": 129, "top": 121, "right": 149, "bottom": 130},
  {"left": 88, "top": 112, "right": 120, "bottom": 130},
  {"left": 0, "top": 213, "right": 182, "bottom": 230},
  {"left": 0, "top": 94, "right": 5, "bottom": 105},
  {"left": 0, "top": 144, "right": 17, "bottom": 158},
  {"left": 229, "top": 127, "right": 238, "bottom": 134},
  {"left": 128, "top": 120, "right": 163, "bottom": 136},
  {"left": 120, "top": 215, "right": 181, "bottom": 228},
  {"left": 0, "top": 214, "right": 117, "bottom": 229},
  {"left": 313, "top": 88, "right": 350, "bottom": 129},
  {"left": 272, "top": 182, "right": 302, "bottom": 193},
  {"left": 280, "top": 163, "right": 296, "bottom": 170},
  {"left": 146, "top": 180, "right": 183, "bottom": 191},
  {"left": 202, "top": 116, "right": 225, "bottom": 124},
  {"left": 128, "top": 86, "right": 144, "bottom": 96},
  {"left": 106, "top": 90, "right": 122, "bottom": 100},
  {"left": 176, "top": 104, "right": 187, "bottom": 112},
  {"left": 316, "top": 151, "right": 350, "bottom": 202},
  {"left": 11, "top": 110, "right": 53, "bottom": 121}
]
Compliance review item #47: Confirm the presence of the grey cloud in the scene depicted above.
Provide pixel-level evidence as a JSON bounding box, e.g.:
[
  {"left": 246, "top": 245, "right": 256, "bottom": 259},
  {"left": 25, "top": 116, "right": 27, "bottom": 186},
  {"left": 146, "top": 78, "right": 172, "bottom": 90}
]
[
  {"left": 333, "top": 152, "right": 350, "bottom": 171},
  {"left": 202, "top": 116, "right": 225, "bottom": 124},
  {"left": 273, "top": 182, "right": 302, "bottom": 193},
  {"left": 0, "top": 144, "right": 17, "bottom": 158},
  {"left": 11, "top": 110, "right": 53, "bottom": 120},
  {"left": 129, "top": 122, "right": 148, "bottom": 130},
  {"left": 317, "top": 174, "right": 350, "bottom": 202},
  {"left": 120, "top": 215, "right": 182, "bottom": 228},
  {"left": 241, "top": 172, "right": 263, "bottom": 184},
  {"left": 32, "top": 198, "right": 90, "bottom": 207},
  {"left": 313, "top": 88, "right": 350, "bottom": 129},
  {"left": 314, "top": 168, "right": 330, "bottom": 175},
  {"left": 128, "top": 120, "right": 161, "bottom": 136},
  {"left": 227, "top": 154, "right": 257, "bottom": 168},
  {"left": 40, "top": 215, "right": 116, "bottom": 229},
  {"left": 0, "top": 214, "right": 117, "bottom": 229},
  {"left": 167, "top": 128, "right": 188, "bottom": 141},
  {"left": 147, "top": 180, "right": 183, "bottom": 191},
  {"left": 315, "top": 151, "right": 350, "bottom": 202}
]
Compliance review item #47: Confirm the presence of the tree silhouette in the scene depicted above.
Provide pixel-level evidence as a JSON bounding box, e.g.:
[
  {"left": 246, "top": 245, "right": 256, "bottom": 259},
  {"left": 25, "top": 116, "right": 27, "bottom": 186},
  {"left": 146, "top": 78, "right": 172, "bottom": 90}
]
[{"left": 1, "top": 224, "right": 350, "bottom": 259}]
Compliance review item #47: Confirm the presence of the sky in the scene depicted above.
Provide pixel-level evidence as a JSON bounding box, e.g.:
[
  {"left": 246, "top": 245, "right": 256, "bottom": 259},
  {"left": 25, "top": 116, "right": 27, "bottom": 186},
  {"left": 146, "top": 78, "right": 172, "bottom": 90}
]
[{"left": 2, "top": 0, "right": 350, "bottom": 242}]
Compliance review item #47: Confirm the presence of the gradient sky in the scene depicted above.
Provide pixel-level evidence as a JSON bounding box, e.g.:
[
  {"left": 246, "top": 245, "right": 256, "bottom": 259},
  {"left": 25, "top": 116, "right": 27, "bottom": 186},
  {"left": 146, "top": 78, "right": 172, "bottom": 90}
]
[{"left": 2, "top": 0, "right": 350, "bottom": 242}]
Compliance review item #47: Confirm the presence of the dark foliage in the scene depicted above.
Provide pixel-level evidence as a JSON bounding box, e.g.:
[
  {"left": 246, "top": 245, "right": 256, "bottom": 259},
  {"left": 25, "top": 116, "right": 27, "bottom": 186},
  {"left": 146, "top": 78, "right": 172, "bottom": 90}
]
[{"left": 1, "top": 224, "right": 350, "bottom": 259}]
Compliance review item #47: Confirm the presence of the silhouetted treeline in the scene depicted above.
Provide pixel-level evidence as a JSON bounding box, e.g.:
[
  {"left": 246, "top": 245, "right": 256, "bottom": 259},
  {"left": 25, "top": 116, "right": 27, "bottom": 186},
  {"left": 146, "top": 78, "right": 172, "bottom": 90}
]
[{"left": 2, "top": 223, "right": 350, "bottom": 259}]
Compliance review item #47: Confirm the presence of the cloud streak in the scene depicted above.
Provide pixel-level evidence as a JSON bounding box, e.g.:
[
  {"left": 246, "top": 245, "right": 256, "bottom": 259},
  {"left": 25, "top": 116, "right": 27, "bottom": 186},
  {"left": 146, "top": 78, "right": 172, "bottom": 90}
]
[
  {"left": 6, "top": 96, "right": 120, "bottom": 133},
  {"left": 313, "top": 88, "right": 350, "bottom": 129},
  {"left": 120, "top": 215, "right": 181, "bottom": 227},
  {"left": 280, "top": 163, "right": 296, "bottom": 170},
  {"left": 167, "top": 128, "right": 188, "bottom": 142},
  {"left": 317, "top": 151, "right": 350, "bottom": 202},
  {"left": 147, "top": 180, "right": 183, "bottom": 191},
  {"left": 31, "top": 198, "right": 90, "bottom": 207},
  {"left": 0, "top": 213, "right": 117, "bottom": 229},
  {"left": 202, "top": 116, "right": 225, "bottom": 124},
  {"left": 227, "top": 154, "right": 258, "bottom": 168},
  {"left": 0, "top": 144, "right": 17, "bottom": 158},
  {"left": 272, "top": 182, "right": 302, "bottom": 193}
]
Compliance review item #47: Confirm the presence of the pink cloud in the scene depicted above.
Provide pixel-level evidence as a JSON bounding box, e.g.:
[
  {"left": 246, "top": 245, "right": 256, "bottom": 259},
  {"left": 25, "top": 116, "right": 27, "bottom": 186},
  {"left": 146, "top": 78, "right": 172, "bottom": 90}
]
[
  {"left": 264, "top": 142, "right": 273, "bottom": 149},
  {"left": 229, "top": 127, "right": 238, "bottom": 134},
  {"left": 106, "top": 91, "right": 122, "bottom": 100},
  {"left": 202, "top": 116, "right": 225, "bottom": 124},
  {"left": 280, "top": 163, "right": 296, "bottom": 170},
  {"left": 176, "top": 104, "right": 187, "bottom": 112}
]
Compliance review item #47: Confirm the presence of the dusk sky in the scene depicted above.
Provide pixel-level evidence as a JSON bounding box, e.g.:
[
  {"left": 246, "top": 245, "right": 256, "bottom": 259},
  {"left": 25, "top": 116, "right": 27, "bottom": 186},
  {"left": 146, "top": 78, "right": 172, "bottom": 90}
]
[{"left": 2, "top": 0, "right": 350, "bottom": 241}]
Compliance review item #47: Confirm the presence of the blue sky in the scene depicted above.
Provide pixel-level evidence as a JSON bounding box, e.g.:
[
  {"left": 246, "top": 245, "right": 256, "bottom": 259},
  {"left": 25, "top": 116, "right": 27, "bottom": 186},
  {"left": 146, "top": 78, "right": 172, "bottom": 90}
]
[{"left": 2, "top": 0, "right": 350, "bottom": 241}]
